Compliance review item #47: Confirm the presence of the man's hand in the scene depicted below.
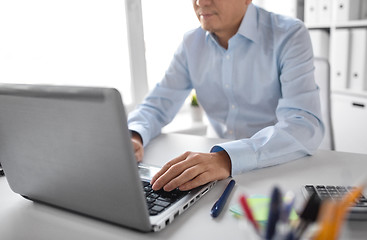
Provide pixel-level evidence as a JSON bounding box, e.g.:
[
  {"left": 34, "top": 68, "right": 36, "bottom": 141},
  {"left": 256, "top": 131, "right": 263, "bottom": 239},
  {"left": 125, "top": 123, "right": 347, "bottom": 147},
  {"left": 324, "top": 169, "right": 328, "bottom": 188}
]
[
  {"left": 131, "top": 132, "right": 144, "bottom": 162},
  {"left": 150, "top": 150, "right": 231, "bottom": 191}
]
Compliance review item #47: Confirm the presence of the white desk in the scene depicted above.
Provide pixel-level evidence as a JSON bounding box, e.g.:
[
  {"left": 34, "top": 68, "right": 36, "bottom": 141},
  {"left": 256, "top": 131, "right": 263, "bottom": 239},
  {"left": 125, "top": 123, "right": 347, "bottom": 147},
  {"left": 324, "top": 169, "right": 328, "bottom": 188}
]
[{"left": 1, "top": 133, "right": 367, "bottom": 240}]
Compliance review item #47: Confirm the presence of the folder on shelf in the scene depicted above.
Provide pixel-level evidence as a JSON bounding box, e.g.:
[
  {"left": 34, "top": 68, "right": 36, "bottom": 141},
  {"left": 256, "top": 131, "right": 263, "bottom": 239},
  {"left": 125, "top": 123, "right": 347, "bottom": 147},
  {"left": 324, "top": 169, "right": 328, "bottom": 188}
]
[
  {"left": 335, "top": 0, "right": 361, "bottom": 22},
  {"left": 309, "top": 30, "right": 329, "bottom": 59},
  {"left": 362, "top": 0, "right": 367, "bottom": 20},
  {"left": 319, "top": 0, "right": 332, "bottom": 25},
  {"left": 331, "top": 29, "right": 350, "bottom": 91},
  {"left": 348, "top": 28, "right": 367, "bottom": 91},
  {"left": 304, "top": 0, "right": 319, "bottom": 24}
]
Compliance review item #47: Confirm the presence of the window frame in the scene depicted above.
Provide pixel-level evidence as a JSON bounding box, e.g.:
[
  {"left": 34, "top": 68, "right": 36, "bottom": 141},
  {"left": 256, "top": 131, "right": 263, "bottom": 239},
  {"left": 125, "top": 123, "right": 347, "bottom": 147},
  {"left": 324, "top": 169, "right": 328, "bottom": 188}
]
[{"left": 124, "top": 0, "right": 149, "bottom": 112}]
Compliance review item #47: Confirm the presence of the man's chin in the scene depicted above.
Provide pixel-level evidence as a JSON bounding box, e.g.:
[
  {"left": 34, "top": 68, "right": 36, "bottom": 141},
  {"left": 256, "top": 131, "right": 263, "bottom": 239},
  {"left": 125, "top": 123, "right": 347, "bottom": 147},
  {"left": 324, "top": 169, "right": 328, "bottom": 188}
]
[{"left": 200, "top": 23, "right": 216, "bottom": 33}]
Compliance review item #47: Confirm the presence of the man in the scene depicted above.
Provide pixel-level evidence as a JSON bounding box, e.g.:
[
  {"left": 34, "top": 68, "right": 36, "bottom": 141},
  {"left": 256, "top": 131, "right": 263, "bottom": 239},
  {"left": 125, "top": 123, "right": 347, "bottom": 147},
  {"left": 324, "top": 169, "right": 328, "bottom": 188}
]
[{"left": 128, "top": 0, "right": 324, "bottom": 192}]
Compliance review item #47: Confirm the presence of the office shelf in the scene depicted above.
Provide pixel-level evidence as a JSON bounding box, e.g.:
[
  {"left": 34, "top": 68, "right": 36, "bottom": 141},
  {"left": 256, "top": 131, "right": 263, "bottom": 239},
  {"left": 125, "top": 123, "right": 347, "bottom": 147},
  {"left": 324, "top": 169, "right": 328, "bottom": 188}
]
[
  {"left": 307, "top": 20, "right": 367, "bottom": 30},
  {"left": 305, "top": 0, "right": 367, "bottom": 154},
  {"left": 332, "top": 89, "right": 367, "bottom": 98},
  {"left": 307, "top": 24, "right": 332, "bottom": 30},
  {"left": 335, "top": 19, "right": 367, "bottom": 28}
]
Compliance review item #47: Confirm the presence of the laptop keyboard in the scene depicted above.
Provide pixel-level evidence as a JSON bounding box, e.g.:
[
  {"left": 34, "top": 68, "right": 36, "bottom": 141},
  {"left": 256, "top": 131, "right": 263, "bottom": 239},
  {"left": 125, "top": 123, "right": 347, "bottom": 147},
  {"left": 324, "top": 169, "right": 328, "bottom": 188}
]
[{"left": 142, "top": 181, "right": 189, "bottom": 216}]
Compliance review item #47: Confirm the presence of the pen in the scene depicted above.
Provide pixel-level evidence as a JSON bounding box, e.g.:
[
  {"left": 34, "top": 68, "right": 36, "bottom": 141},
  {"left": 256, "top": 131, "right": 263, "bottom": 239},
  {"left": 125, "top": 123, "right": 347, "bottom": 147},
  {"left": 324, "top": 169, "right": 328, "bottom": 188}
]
[
  {"left": 265, "top": 186, "right": 282, "bottom": 240},
  {"left": 293, "top": 192, "right": 322, "bottom": 240},
  {"left": 275, "top": 191, "right": 296, "bottom": 239},
  {"left": 239, "top": 194, "right": 260, "bottom": 233},
  {"left": 210, "top": 179, "right": 236, "bottom": 218}
]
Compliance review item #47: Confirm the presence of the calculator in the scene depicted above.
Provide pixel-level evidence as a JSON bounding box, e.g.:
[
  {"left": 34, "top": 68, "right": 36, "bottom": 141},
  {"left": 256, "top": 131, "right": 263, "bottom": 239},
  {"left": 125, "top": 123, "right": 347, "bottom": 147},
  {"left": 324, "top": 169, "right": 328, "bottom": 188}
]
[{"left": 302, "top": 185, "right": 367, "bottom": 220}]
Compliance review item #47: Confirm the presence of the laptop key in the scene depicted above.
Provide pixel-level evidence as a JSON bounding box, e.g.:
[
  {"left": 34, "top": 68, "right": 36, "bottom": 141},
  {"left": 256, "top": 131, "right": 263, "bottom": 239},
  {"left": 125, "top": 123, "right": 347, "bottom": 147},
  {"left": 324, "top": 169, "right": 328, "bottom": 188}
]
[
  {"left": 149, "top": 210, "right": 158, "bottom": 216},
  {"left": 157, "top": 196, "right": 175, "bottom": 203},
  {"left": 147, "top": 202, "right": 155, "bottom": 209},
  {"left": 149, "top": 192, "right": 160, "bottom": 199},
  {"left": 151, "top": 205, "right": 165, "bottom": 213},
  {"left": 155, "top": 199, "right": 170, "bottom": 208},
  {"left": 146, "top": 197, "right": 155, "bottom": 204}
]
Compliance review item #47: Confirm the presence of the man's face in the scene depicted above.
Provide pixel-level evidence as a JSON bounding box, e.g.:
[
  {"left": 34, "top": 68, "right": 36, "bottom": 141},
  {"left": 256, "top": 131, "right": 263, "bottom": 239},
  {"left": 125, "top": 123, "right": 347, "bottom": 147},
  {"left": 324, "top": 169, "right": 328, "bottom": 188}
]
[{"left": 193, "top": 0, "right": 250, "bottom": 36}]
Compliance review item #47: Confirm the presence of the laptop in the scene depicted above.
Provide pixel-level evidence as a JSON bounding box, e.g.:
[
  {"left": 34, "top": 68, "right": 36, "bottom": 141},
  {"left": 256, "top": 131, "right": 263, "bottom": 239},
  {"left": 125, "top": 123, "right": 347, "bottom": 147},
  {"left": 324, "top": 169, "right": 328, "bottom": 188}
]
[{"left": 0, "top": 83, "right": 216, "bottom": 232}]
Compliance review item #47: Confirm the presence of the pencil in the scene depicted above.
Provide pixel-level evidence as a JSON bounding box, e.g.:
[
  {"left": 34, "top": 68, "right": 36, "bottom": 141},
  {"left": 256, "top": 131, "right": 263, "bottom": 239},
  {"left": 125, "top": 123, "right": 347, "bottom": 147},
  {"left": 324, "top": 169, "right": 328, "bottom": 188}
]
[{"left": 239, "top": 194, "right": 260, "bottom": 233}]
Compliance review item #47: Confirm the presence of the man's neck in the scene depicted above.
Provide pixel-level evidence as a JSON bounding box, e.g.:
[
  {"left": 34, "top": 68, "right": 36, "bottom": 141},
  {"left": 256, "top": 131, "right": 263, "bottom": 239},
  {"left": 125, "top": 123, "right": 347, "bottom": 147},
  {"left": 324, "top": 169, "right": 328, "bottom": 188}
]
[
  {"left": 213, "top": 29, "right": 237, "bottom": 50},
  {"left": 216, "top": 35, "right": 231, "bottom": 49},
  {"left": 212, "top": 19, "right": 243, "bottom": 49}
]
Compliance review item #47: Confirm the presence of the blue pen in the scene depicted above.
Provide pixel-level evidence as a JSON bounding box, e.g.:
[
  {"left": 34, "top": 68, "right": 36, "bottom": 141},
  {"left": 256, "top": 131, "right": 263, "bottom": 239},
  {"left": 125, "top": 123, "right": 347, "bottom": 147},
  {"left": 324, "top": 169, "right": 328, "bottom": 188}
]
[
  {"left": 275, "top": 191, "right": 296, "bottom": 239},
  {"left": 210, "top": 179, "right": 236, "bottom": 218},
  {"left": 280, "top": 191, "right": 295, "bottom": 223},
  {"left": 265, "top": 186, "right": 282, "bottom": 240}
]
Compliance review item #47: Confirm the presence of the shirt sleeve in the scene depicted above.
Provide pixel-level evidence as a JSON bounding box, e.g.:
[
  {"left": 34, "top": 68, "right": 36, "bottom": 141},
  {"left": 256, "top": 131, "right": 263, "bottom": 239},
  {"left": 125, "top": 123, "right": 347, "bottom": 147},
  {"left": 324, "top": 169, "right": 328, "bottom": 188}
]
[
  {"left": 211, "top": 22, "right": 325, "bottom": 175},
  {"left": 128, "top": 41, "right": 192, "bottom": 147}
]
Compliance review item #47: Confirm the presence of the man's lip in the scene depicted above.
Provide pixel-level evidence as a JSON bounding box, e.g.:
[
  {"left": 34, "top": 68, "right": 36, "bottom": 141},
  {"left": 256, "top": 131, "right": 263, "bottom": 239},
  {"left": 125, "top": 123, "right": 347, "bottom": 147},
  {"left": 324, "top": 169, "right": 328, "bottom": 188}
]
[{"left": 199, "top": 12, "right": 215, "bottom": 18}]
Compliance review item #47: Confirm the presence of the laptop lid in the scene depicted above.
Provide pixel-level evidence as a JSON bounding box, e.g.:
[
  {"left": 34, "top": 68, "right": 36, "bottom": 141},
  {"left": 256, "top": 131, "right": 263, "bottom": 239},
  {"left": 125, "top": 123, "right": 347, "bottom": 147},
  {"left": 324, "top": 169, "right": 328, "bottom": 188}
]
[{"left": 0, "top": 84, "right": 152, "bottom": 232}]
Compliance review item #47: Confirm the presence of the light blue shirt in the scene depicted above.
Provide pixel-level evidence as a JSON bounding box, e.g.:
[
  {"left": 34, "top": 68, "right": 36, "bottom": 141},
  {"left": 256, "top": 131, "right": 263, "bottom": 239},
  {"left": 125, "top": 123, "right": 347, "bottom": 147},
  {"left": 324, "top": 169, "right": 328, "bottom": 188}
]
[{"left": 128, "top": 3, "right": 324, "bottom": 175}]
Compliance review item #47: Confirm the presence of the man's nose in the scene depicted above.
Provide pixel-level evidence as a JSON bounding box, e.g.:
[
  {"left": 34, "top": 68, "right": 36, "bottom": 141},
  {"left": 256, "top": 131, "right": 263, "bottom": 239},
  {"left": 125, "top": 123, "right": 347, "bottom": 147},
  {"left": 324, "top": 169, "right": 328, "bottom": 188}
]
[{"left": 195, "top": 0, "right": 212, "bottom": 7}]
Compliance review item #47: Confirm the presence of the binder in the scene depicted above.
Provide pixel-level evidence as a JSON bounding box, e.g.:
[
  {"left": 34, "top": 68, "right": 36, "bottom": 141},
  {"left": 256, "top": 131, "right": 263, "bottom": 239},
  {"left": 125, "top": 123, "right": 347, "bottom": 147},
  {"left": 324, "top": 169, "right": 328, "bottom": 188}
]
[
  {"left": 335, "top": 0, "right": 361, "bottom": 22},
  {"left": 331, "top": 29, "right": 350, "bottom": 91},
  {"left": 309, "top": 30, "right": 329, "bottom": 59},
  {"left": 304, "top": 0, "right": 319, "bottom": 24},
  {"left": 319, "top": 0, "right": 332, "bottom": 24},
  {"left": 348, "top": 28, "right": 367, "bottom": 91}
]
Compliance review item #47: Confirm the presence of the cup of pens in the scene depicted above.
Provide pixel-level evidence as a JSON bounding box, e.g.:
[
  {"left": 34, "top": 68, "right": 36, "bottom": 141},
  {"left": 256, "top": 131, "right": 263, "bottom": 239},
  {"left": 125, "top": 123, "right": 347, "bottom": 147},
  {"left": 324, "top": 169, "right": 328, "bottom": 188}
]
[{"left": 234, "top": 184, "right": 365, "bottom": 240}]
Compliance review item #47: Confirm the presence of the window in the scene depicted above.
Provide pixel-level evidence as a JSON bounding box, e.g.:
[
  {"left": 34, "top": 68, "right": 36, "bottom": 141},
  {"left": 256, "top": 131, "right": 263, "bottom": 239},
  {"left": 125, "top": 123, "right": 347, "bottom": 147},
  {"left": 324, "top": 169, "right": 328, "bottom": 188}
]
[
  {"left": 141, "top": 0, "right": 199, "bottom": 89},
  {"left": 0, "top": 0, "right": 133, "bottom": 105},
  {"left": 0, "top": 1, "right": 300, "bottom": 111}
]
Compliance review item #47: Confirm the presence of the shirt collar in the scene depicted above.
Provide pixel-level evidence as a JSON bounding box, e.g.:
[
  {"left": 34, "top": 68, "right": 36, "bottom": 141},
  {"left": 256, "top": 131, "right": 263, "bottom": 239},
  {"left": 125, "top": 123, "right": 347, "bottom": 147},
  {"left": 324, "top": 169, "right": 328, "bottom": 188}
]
[
  {"left": 237, "top": 3, "right": 258, "bottom": 43},
  {"left": 205, "top": 3, "right": 259, "bottom": 44}
]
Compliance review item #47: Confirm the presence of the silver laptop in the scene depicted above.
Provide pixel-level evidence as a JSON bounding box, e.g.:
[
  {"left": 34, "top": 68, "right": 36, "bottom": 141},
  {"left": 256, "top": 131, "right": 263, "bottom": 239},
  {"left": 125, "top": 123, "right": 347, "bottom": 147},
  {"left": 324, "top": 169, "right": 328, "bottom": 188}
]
[{"left": 0, "top": 83, "right": 216, "bottom": 232}]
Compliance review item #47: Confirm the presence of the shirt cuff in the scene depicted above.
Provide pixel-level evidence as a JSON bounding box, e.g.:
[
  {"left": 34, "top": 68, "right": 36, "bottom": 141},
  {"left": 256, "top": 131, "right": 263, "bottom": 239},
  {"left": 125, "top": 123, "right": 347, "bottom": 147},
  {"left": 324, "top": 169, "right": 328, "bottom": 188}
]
[
  {"left": 210, "top": 140, "right": 258, "bottom": 175},
  {"left": 128, "top": 124, "right": 150, "bottom": 148}
]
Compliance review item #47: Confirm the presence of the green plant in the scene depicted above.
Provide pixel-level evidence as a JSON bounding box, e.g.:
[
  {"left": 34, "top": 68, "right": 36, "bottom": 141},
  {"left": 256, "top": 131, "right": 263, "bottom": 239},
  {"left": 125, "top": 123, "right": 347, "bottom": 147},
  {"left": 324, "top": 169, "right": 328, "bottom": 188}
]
[{"left": 191, "top": 93, "right": 199, "bottom": 107}]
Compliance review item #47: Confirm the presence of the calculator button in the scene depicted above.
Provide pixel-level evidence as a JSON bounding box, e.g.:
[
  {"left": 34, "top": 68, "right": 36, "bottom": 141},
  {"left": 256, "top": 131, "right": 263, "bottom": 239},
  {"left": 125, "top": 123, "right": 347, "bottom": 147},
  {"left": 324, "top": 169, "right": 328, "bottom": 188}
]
[
  {"left": 355, "top": 202, "right": 367, "bottom": 207},
  {"left": 305, "top": 185, "right": 316, "bottom": 194}
]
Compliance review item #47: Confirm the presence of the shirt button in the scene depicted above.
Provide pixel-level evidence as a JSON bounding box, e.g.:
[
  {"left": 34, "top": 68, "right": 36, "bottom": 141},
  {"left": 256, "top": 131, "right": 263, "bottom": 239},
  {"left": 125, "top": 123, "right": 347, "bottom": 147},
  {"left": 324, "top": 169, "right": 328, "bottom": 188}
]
[
  {"left": 226, "top": 55, "right": 230, "bottom": 60},
  {"left": 225, "top": 84, "right": 229, "bottom": 88},
  {"left": 228, "top": 130, "right": 233, "bottom": 135},
  {"left": 231, "top": 105, "right": 236, "bottom": 109}
]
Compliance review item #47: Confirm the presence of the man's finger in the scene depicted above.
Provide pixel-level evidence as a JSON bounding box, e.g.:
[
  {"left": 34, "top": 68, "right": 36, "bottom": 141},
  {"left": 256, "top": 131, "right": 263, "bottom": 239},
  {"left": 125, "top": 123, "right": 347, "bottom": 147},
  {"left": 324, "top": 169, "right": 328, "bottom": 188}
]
[
  {"left": 135, "top": 152, "right": 143, "bottom": 162},
  {"left": 151, "top": 152, "right": 204, "bottom": 190},
  {"left": 131, "top": 139, "right": 144, "bottom": 162},
  {"left": 150, "top": 151, "right": 191, "bottom": 186},
  {"left": 162, "top": 165, "right": 203, "bottom": 191},
  {"left": 151, "top": 161, "right": 189, "bottom": 190},
  {"left": 178, "top": 172, "right": 212, "bottom": 191}
]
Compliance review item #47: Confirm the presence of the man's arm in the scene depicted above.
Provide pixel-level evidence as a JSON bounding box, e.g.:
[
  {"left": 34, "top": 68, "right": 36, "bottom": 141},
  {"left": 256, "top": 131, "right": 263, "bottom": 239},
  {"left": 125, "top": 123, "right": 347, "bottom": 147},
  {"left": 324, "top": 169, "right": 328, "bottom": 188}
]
[
  {"left": 213, "top": 21, "right": 324, "bottom": 176},
  {"left": 128, "top": 40, "right": 192, "bottom": 148}
]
